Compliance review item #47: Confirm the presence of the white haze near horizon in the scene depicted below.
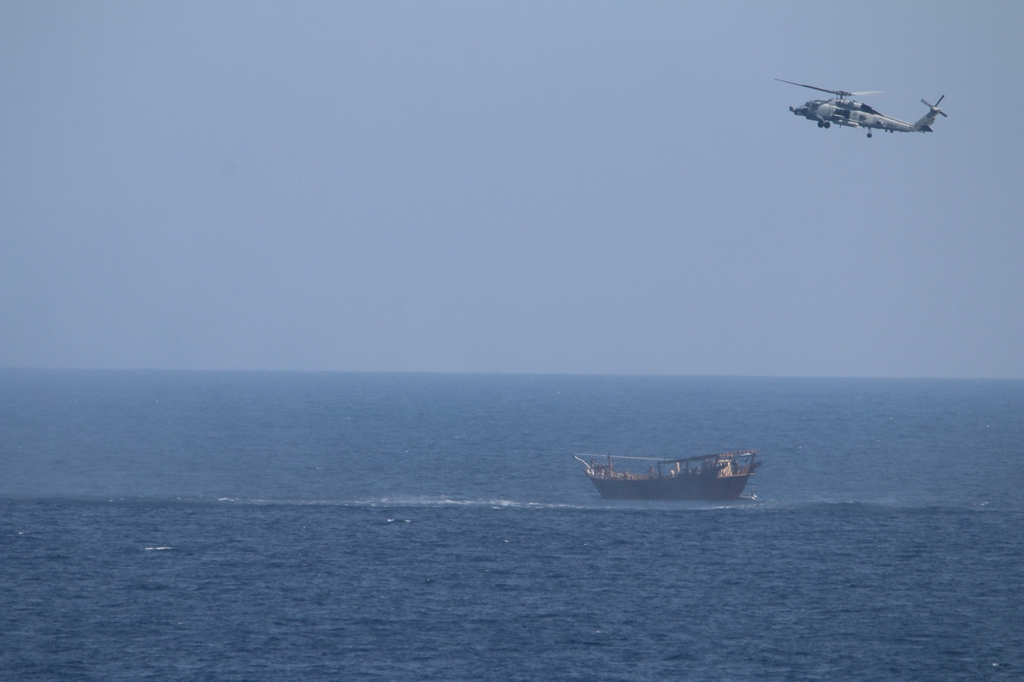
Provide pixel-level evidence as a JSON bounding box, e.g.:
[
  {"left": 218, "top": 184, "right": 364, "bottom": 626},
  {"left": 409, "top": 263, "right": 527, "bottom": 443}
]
[{"left": 1, "top": 1, "right": 1022, "bottom": 378}]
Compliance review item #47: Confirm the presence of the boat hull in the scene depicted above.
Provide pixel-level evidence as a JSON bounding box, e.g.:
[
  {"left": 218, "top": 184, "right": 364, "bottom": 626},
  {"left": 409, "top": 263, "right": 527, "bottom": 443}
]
[{"left": 587, "top": 471, "right": 752, "bottom": 501}]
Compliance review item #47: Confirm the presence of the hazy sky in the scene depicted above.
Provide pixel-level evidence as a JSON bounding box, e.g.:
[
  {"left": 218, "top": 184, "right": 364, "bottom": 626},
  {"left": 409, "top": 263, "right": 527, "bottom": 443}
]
[{"left": 2, "top": 1, "right": 1022, "bottom": 377}]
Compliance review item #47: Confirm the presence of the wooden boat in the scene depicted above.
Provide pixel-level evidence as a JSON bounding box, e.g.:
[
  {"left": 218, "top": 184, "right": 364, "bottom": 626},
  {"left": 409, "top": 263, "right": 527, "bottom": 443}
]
[{"left": 575, "top": 450, "right": 761, "bottom": 501}]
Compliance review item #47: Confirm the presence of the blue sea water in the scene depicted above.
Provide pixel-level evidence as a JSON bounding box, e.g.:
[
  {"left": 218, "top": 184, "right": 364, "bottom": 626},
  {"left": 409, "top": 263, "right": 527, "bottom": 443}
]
[{"left": 1, "top": 370, "right": 1022, "bottom": 680}]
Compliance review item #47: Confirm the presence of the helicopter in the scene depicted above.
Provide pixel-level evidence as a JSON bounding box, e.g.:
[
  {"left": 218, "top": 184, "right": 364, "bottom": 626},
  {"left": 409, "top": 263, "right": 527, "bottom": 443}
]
[{"left": 776, "top": 79, "right": 946, "bottom": 137}]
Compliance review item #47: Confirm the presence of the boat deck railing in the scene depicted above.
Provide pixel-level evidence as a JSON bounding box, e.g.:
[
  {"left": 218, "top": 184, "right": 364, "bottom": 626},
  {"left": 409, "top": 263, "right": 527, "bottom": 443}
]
[{"left": 576, "top": 450, "right": 759, "bottom": 480}]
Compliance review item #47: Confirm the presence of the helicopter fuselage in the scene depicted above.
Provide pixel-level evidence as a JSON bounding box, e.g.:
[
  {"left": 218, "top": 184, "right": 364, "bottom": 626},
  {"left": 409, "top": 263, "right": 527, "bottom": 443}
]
[{"left": 790, "top": 98, "right": 923, "bottom": 133}]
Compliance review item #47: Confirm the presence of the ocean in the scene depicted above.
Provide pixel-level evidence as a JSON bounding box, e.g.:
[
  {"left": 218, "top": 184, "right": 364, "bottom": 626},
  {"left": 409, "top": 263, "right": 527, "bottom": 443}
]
[{"left": 1, "top": 370, "right": 1022, "bottom": 680}]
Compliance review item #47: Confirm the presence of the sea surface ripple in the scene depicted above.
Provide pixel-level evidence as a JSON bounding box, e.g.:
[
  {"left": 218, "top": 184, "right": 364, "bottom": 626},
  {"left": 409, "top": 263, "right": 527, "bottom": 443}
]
[{"left": 1, "top": 371, "right": 1022, "bottom": 680}]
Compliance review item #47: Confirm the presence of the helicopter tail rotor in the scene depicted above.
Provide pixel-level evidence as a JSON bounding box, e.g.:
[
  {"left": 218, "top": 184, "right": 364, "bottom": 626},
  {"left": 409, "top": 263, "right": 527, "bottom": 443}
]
[
  {"left": 921, "top": 96, "right": 948, "bottom": 117},
  {"left": 913, "top": 96, "right": 948, "bottom": 132}
]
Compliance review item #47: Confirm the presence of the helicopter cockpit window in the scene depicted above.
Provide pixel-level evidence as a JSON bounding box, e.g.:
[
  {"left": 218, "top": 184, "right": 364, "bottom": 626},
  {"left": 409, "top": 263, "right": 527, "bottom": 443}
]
[{"left": 860, "top": 104, "right": 879, "bottom": 114}]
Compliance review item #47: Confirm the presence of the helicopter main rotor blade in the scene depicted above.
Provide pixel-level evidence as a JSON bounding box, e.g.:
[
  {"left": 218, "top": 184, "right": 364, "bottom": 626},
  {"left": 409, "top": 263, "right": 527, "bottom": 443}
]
[
  {"left": 775, "top": 79, "right": 845, "bottom": 97},
  {"left": 850, "top": 90, "right": 883, "bottom": 97}
]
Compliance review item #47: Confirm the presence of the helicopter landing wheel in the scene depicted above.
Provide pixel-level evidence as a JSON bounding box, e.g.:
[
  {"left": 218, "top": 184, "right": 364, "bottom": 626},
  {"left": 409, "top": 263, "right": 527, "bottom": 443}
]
[
  {"left": 823, "top": 122, "right": 831, "bottom": 129},
  {"left": 867, "top": 132, "right": 872, "bottom": 138},
  {"left": 817, "top": 121, "right": 824, "bottom": 128}
]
